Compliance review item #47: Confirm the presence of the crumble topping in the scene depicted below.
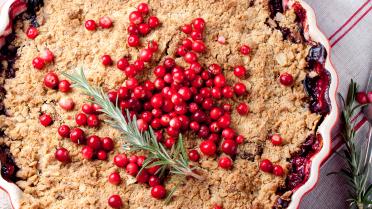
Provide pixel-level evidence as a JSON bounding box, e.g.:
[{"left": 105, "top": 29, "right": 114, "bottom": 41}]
[{"left": 0, "top": 0, "right": 322, "bottom": 208}]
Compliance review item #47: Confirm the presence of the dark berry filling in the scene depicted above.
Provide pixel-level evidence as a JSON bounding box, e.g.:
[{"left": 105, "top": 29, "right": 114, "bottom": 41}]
[
  {"left": 0, "top": 144, "right": 19, "bottom": 182},
  {"left": 304, "top": 44, "right": 331, "bottom": 115},
  {"left": 274, "top": 134, "right": 323, "bottom": 208},
  {"left": 269, "top": 0, "right": 283, "bottom": 18}
]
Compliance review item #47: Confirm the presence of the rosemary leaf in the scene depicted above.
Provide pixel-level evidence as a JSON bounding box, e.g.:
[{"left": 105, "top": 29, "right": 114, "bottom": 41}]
[{"left": 62, "top": 68, "right": 204, "bottom": 183}]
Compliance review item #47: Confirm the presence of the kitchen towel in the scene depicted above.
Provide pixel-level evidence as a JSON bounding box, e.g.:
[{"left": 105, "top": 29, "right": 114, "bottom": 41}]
[{"left": 300, "top": 0, "right": 371, "bottom": 208}]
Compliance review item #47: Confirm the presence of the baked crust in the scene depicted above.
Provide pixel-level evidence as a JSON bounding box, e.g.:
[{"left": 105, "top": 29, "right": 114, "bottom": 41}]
[{"left": 0, "top": 0, "right": 321, "bottom": 208}]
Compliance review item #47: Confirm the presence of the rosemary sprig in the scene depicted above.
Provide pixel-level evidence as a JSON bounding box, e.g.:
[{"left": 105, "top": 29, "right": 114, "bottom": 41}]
[
  {"left": 62, "top": 68, "right": 204, "bottom": 181},
  {"left": 331, "top": 80, "right": 372, "bottom": 209}
]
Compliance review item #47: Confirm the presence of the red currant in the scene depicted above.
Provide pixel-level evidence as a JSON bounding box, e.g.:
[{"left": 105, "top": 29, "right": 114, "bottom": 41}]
[
  {"left": 240, "top": 45, "right": 251, "bottom": 55},
  {"left": 58, "top": 125, "right": 70, "bottom": 138},
  {"left": 26, "top": 26, "right": 39, "bottom": 39},
  {"left": 58, "top": 80, "right": 71, "bottom": 92},
  {"left": 188, "top": 150, "right": 200, "bottom": 161},
  {"left": 259, "top": 159, "right": 273, "bottom": 173},
  {"left": 32, "top": 57, "right": 45, "bottom": 69},
  {"left": 271, "top": 134, "right": 283, "bottom": 146},
  {"left": 148, "top": 16, "right": 160, "bottom": 28},
  {"left": 129, "top": 11, "right": 143, "bottom": 25},
  {"left": 114, "top": 154, "right": 128, "bottom": 168},
  {"left": 99, "top": 16, "right": 113, "bottom": 28},
  {"left": 44, "top": 72, "right": 59, "bottom": 89},
  {"left": 199, "top": 140, "right": 217, "bottom": 156},
  {"left": 279, "top": 73, "right": 294, "bottom": 86},
  {"left": 151, "top": 185, "right": 166, "bottom": 199},
  {"left": 39, "top": 113, "right": 53, "bottom": 126},
  {"left": 101, "top": 55, "right": 113, "bottom": 66},
  {"left": 85, "top": 19, "right": 97, "bottom": 31},
  {"left": 55, "top": 147, "right": 70, "bottom": 163},
  {"left": 81, "top": 146, "right": 94, "bottom": 160},
  {"left": 221, "top": 139, "right": 237, "bottom": 155},
  {"left": 273, "top": 165, "right": 284, "bottom": 176},
  {"left": 108, "top": 195, "right": 123, "bottom": 209},
  {"left": 108, "top": 172, "right": 121, "bottom": 185},
  {"left": 218, "top": 157, "right": 233, "bottom": 169}
]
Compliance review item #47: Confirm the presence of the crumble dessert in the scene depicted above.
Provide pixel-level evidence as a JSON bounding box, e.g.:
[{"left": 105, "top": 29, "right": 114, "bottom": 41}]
[{"left": 0, "top": 0, "right": 331, "bottom": 208}]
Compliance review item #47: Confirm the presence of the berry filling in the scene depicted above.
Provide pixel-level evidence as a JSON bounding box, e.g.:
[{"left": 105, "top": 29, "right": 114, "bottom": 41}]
[
  {"left": 274, "top": 134, "right": 323, "bottom": 208},
  {"left": 0, "top": 144, "right": 19, "bottom": 182},
  {"left": 304, "top": 44, "right": 331, "bottom": 115}
]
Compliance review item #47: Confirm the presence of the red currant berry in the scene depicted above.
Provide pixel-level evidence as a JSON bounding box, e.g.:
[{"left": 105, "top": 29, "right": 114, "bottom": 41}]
[
  {"left": 356, "top": 92, "right": 368, "bottom": 104},
  {"left": 55, "top": 147, "right": 70, "bottom": 163},
  {"left": 148, "top": 16, "right": 160, "bottom": 28},
  {"left": 87, "top": 114, "right": 100, "bottom": 127},
  {"left": 236, "top": 103, "right": 249, "bottom": 115},
  {"left": 235, "top": 135, "right": 245, "bottom": 144},
  {"left": 188, "top": 150, "right": 200, "bottom": 161},
  {"left": 240, "top": 45, "right": 251, "bottom": 55},
  {"left": 151, "top": 185, "right": 166, "bottom": 199},
  {"left": 87, "top": 135, "right": 102, "bottom": 150},
  {"left": 81, "top": 146, "right": 94, "bottom": 160},
  {"left": 181, "top": 24, "right": 192, "bottom": 34},
  {"left": 108, "top": 172, "right": 121, "bottom": 185},
  {"left": 138, "top": 23, "right": 151, "bottom": 35},
  {"left": 108, "top": 195, "right": 123, "bottom": 209},
  {"left": 44, "top": 72, "right": 59, "bottom": 89},
  {"left": 129, "top": 11, "right": 143, "bottom": 25},
  {"left": 199, "top": 140, "right": 217, "bottom": 156},
  {"left": 137, "top": 3, "right": 149, "bottom": 14},
  {"left": 85, "top": 19, "right": 97, "bottom": 31},
  {"left": 39, "top": 113, "right": 52, "bottom": 126},
  {"left": 233, "top": 83, "right": 247, "bottom": 96},
  {"left": 26, "top": 26, "right": 38, "bottom": 39},
  {"left": 221, "top": 139, "right": 237, "bottom": 155},
  {"left": 58, "top": 80, "right": 71, "bottom": 92},
  {"left": 70, "top": 128, "right": 85, "bottom": 144},
  {"left": 271, "top": 134, "right": 283, "bottom": 146},
  {"left": 146, "top": 165, "right": 160, "bottom": 175},
  {"left": 279, "top": 73, "right": 294, "bottom": 86},
  {"left": 136, "top": 170, "right": 150, "bottom": 183},
  {"left": 184, "top": 52, "right": 198, "bottom": 64},
  {"left": 101, "top": 55, "right": 113, "bottom": 66},
  {"left": 192, "top": 18, "right": 206, "bottom": 31},
  {"left": 273, "top": 165, "right": 284, "bottom": 176},
  {"left": 59, "top": 97, "right": 75, "bottom": 111},
  {"left": 128, "top": 34, "right": 140, "bottom": 47},
  {"left": 222, "top": 128, "right": 235, "bottom": 140},
  {"left": 58, "top": 125, "right": 70, "bottom": 138},
  {"left": 117, "top": 58, "right": 129, "bottom": 71},
  {"left": 214, "top": 74, "right": 226, "bottom": 87},
  {"left": 139, "top": 48, "right": 153, "bottom": 62},
  {"left": 97, "top": 150, "right": 107, "bottom": 160},
  {"left": 99, "top": 16, "right": 113, "bottom": 28},
  {"left": 164, "top": 137, "right": 176, "bottom": 148},
  {"left": 259, "top": 159, "right": 273, "bottom": 173},
  {"left": 114, "top": 154, "right": 128, "bottom": 168},
  {"left": 192, "top": 40, "right": 206, "bottom": 53},
  {"left": 148, "top": 40, "right": 159, "bottom": 52},
  {"left": 126, "top": 162, "right": 139, "bottom": 176},
  {"left": 233, "top": 66, "right": 246, "bottom": 78},
  {"left": 218, "top": 156, "right": 233, "bottom": 169},
  {"left": 148, "top": 176, "right": 161, "bottom": 187},
  {"left": 102, "top": 137, "right": 114, "bottom": 151},
  {"left": 127, "top": 24, "right": 139, "bottom": 35},
  {"left": 40, "top": 48, "right": 54, "bottom": 63},
  {"left": 32, "top": 57, "right": 45, "bottom": 69}
]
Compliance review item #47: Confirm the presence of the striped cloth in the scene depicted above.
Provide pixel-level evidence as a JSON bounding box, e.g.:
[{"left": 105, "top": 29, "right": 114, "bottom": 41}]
[
  {"left": 0, "top": 0, "right": 371, "bottom": 209},
  {"left": 300, "top": 0, "right": 372, "bottom": 208}
]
